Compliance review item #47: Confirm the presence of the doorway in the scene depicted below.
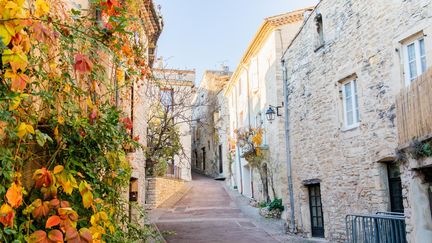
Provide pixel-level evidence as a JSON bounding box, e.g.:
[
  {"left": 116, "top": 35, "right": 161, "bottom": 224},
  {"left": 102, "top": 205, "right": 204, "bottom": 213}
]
[
  {"left": 218, "top": 144, "right": 223, "bottom": 174},
  {"left": 308, "top": 184, "right": 324, "bottom": 238}
]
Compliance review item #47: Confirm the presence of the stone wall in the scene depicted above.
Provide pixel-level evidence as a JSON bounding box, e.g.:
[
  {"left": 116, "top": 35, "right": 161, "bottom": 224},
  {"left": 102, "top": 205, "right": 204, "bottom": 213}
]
[
  {"left": 145, "top": 177, "right": 185, "bottom": 209},
  {"left": 282, "top": 0, "right": 432, "bottom": 241},
  {"left": 192, "top": 70, "right": 232, "bottom": 178}
]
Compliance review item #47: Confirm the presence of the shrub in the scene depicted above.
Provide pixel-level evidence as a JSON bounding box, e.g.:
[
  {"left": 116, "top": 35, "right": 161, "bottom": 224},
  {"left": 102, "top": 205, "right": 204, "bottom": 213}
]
[{"left": 268, "top": 198, "right": 284, "bottom": 212}]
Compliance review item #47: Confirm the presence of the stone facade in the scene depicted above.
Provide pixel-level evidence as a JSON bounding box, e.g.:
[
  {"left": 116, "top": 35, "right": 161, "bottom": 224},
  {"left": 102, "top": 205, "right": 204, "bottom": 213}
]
[
  {"left": 71, "top": 0, "right": 163, "bottom": 217},
  {"left": 224, "top": 9, "right": 309, "bottom": 203},
  {"left": 282, "top": 0, "right": 432, "bottom": 242},
  {"left": 153, "top": 66, "right": 196, "bottom": 181},
  {"left": 192, "top": 69, "right": 232, "bottom": 178},
  {"left": 145, "top": 177, "right": 185, "bottom": 209}
]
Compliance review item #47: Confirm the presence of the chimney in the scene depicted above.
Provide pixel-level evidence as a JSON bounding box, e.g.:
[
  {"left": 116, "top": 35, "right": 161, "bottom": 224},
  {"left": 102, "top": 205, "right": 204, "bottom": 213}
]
[{"left": 222, "top": 65, "right": 229, "bottom": 73}]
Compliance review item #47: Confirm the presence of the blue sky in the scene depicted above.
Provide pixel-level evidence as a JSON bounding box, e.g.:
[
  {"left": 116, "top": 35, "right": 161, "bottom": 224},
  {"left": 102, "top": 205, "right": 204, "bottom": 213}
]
[{"left": 154, "top": 0, "right": 318, "bottom": 82}]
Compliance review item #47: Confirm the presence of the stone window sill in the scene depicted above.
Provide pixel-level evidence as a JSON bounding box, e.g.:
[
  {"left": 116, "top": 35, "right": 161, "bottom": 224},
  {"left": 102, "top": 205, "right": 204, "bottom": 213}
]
[
  {"left": 341, "top": 123, "right": 360, "bottom": 132},
  {"left": 314, "top": 43, "right": 325, "bottom": 52}
]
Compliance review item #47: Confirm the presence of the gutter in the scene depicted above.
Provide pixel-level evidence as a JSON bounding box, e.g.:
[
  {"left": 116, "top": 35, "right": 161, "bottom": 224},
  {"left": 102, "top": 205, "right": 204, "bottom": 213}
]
[{"left": 281, "top": 59, "right": 296, "bottom": 233}]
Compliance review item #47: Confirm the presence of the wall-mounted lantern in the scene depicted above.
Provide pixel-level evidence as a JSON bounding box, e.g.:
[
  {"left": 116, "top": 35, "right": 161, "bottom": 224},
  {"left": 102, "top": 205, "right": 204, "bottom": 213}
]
[{"left": 265, "top": 104, "right": 283, "bottom": 122}]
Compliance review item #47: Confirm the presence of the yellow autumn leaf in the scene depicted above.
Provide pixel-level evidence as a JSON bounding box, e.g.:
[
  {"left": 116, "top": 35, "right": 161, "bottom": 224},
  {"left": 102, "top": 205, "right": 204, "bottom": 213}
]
[
  {"left": 86, "top": 97, "right": 94, "bottom": 110},
  {"left": 58, "top": 116, "right": 65, "bottom": 125},
  {"left": 0, "top": 24, "right": 13, "bottom": 46},
  {"left": 2, "top": 47, "right": 28, "bottom": 73},
  {"left": 17, "top": 122, "right": 34, "bottom": 138},
  {"left": 63, "top": 84, "right": 71, "bottom": 93},
  {"left": 53, "top": 165, "right": 64, "bottom": 174},
  {"left": 35, "top": 0, "right": 50, "bottom": 17},
  {"left": 9, "top": 96, "right": 21, "bottom": 111},
  {"left": 62, "top": 180, "right": 73, "bottom": 194}
]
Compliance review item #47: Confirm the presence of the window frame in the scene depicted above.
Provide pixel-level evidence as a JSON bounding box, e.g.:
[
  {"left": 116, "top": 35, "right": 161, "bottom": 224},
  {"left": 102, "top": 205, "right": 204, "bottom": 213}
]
[
  {"left": 341, "top": 79, "right": 360, "bottom": 130},
  {"left": 403, "top": 37, "right": 426, "bottom": 86}
]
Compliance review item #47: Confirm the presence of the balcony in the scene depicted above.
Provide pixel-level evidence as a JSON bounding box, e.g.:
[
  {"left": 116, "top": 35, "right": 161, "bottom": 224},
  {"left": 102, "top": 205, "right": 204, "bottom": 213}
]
[{"left": 396, "top": 67, "right": 432, "bottom": 148}]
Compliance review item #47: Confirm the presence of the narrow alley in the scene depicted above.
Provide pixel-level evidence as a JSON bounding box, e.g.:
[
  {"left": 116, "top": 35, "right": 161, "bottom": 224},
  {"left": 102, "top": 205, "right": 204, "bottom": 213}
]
[{"left": 151, "top": 174, "right": 308, "bottom": 243}]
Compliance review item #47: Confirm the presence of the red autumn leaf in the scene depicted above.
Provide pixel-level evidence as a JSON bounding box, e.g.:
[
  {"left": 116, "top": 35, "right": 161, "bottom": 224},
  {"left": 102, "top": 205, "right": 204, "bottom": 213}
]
[
  {"left": 60, "top": 200, "right": 70, "bottom": 208},
  {"left": 133, "top": 135, "right": 140, "bottom": 142},
  {"left": 6, "top": 181, "right": 23, "bottom": 208},
  {"left": 89, "top": 109, "right": 98, "bottom": 123},
  {"left": 46, "top": 215, "right": 61, "bottom": 228},
  {"left": 29, "top": 230, "right": 48, "bottom": 243},
  {"left": 33, "top": 167, "right": 53, "bottom": 188},
  {"left": 79, "top": 228, "right": 92, "bottom": 243},
  {"left": 0, "top": 204, "right": 14, "bottom": 228},
  {"left": 48, "top": 229, "right": 63, "bottom": 242},
  {"left": 73, "top": 54, "right": 93, "bottom": 74},
  {"left": 121, "top": 117, "right": 133, "bottom": 130},
  {"left": 32, "top": 199, "right": 50, "bottom": 219},
  {"left": 49, "top": 198, "right": 60, "bottom": 209},
  {"left": 65, "top": 227, "right": 79, "bottom": 242}
]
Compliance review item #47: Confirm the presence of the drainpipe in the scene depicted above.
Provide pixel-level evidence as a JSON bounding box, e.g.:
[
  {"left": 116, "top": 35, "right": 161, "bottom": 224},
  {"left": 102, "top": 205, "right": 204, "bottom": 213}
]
[{"left": 282, "top": 59, "right": 296, "bottom": 233}]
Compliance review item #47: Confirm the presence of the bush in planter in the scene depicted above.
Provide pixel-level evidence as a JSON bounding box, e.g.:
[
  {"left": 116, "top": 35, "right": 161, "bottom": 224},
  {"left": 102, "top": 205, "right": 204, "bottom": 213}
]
[
  {"left": 259, "top": 198, "right": 284, "bottom": 219},
  {"left": 268, "top": 198, "right": 284, "bottom": 212}
]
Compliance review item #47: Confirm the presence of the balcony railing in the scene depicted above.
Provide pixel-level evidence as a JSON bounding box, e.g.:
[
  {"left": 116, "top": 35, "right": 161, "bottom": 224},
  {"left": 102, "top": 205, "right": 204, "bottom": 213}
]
[
  {"left": 396, "top": 67, "right": 432, "bottom": 147},
  {"left": 346, "top": 213, "right": 406, "bottom": 243}
]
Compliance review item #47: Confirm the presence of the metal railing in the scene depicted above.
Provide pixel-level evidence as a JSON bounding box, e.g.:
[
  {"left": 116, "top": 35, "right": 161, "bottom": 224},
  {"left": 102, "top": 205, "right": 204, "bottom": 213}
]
[{"left": 346, "top": 213, "right": 406, "bottom": 243}]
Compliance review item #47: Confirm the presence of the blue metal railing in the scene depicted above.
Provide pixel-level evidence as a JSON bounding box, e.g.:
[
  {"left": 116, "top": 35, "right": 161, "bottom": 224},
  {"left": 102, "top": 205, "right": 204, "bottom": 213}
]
[{"left": 346, "top": 213, "right": 406, "bottom": 243}]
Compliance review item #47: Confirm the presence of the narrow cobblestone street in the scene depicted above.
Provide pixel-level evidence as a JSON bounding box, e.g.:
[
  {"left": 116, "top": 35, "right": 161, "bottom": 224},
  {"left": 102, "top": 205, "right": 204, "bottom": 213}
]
[
  {"left": 151, "top": 174, "right": 277, "bottom": 243},
  {"left": 151, "top": 174, "right": 315, "bottom": 243}
]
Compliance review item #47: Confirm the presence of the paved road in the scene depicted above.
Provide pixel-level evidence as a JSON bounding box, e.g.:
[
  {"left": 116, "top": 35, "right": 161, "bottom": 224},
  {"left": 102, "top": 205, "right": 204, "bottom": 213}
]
[{"left": 152, "top": 173, "right": 280, "bottom": 243}]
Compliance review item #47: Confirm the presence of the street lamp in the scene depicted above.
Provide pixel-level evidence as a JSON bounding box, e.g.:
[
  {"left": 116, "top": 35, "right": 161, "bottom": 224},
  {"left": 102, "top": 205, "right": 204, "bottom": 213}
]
[
  {"left": 265, "top": 105, "right": 283, "bottom": 122},
  {"left": 266, "top": 106, "right": 276, "bottom": 121}
]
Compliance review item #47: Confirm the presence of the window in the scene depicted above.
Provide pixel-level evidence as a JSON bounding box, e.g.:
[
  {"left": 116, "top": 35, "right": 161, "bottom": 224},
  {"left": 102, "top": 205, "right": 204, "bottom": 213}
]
[
  {"left": 342, "top": 79, "right": 360, "bottom": 128},
  {"left": 404, "top": 37, "right": 426, "bottom": 85},
  {"left": 315, "top": 13, "right": 324, "bottom": 48}
]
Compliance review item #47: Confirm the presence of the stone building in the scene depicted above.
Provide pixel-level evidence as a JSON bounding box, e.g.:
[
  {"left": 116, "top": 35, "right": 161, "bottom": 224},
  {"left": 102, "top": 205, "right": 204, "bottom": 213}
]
[
  {"left": 192, "top": 69, "right": 232, "bottom": 178},
  {"left": 281, "top": 0, "right": 432, "bottom": 242},
  {"left": 224, "top": 9, "right": 311, "bottom": 203},
  {"left": 71, "top": 0, "right": 163, "bottom": 215},
  {"left": 152, "top": 66, "right": 196, "bottom": 181}
]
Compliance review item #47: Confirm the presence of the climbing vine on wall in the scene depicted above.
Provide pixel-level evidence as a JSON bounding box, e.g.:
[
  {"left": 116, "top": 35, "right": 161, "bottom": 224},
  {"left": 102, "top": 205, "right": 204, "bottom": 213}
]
[{"left": 0, "top": 0, "right": 154, "bottom": 241}]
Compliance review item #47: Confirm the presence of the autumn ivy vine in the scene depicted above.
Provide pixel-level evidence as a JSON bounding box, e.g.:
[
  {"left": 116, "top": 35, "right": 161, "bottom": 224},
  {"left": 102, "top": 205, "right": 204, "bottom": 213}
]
[{"left": 0, "top": 0, "right": 155, "bottom": 242}]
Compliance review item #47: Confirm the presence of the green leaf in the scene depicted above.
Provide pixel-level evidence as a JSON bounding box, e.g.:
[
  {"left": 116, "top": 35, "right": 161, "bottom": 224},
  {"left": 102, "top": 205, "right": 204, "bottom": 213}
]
[
  {"left": 35, "top": 130, "right": 46, "bottom": 147},
  {"left": 4, "top": 228, "right": 16, "bottom": 235}
]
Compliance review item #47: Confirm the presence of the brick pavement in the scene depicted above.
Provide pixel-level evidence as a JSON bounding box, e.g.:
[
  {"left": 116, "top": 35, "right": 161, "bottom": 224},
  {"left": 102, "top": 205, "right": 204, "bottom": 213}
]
[{"left": 151, "top": 173, "right": 280, "bottom": 243}]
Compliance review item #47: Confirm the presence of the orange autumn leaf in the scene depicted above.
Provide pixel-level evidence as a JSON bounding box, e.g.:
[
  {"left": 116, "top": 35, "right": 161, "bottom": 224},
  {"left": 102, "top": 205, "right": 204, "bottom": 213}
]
[
  {"left": 33, "top": 167, "right": 53, "bottom": 188},
  {"left": 6, "top": 181, "right": 23, "bottom": 208},
  {"left": 46, "top": 215, "right": 61, "bottom": 228},
  {"left": 28, "top": 230, "right": 47, "bottom": 243},
  {"left": 48, "top": 229, "right": 63, "bottom": 242},
  {"left": 73, "top": 54, "right": 93, "bottom": 74},
  {"left": 101, "top": 0, "right": 121, "bottom": 16},
  {"left": 5, "top": 70, "right": 30, "bottom": 92},
  {"left": 0, "top": 203, "right": 14, "bottom": 228}
]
